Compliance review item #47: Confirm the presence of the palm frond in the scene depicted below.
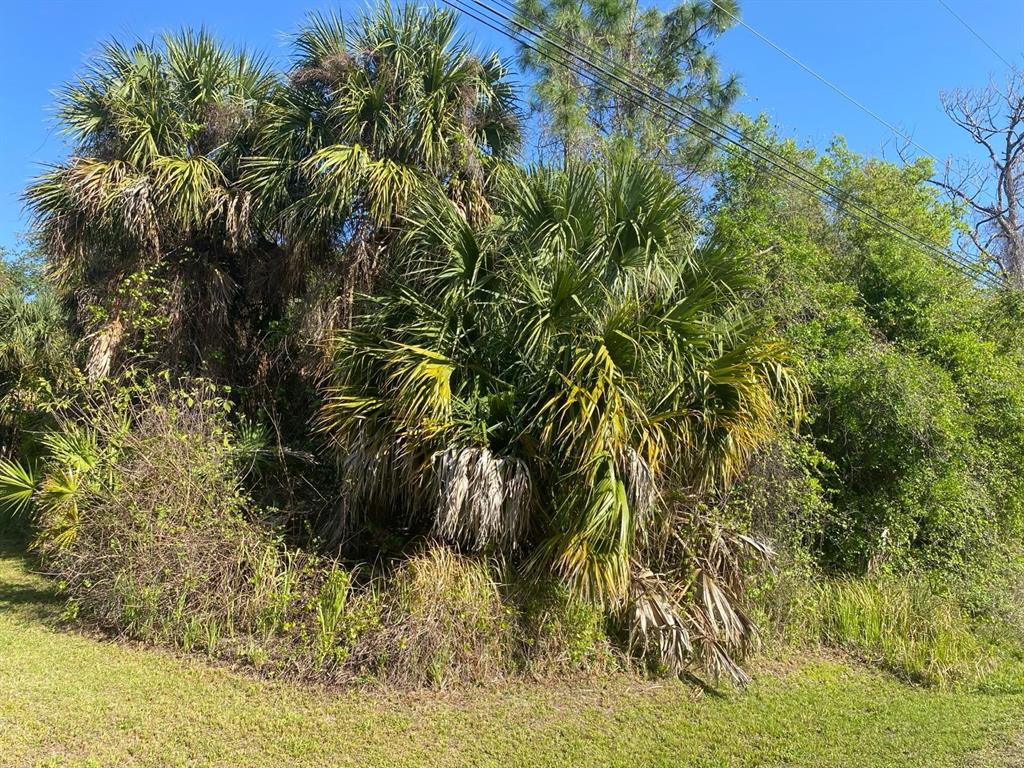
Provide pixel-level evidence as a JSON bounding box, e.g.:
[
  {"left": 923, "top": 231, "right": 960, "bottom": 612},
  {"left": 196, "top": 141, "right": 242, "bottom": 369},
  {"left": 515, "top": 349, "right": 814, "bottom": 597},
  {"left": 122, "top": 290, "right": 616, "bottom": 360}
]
[
  {"left": 0, "top": 459, "right": 41, "bottom": 519},
  {"left": 432, "top": 446, "right": 531, "bottom": 550}
]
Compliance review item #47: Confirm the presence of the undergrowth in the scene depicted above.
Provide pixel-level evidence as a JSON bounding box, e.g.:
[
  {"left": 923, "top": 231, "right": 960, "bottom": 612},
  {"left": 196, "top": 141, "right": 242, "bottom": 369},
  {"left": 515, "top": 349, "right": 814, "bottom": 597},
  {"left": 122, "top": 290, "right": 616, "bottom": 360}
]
[
  {"left": 5, "top": 382, "right": 1023, "bottom": 691},
  {"left": 813, "top": 578, "right": 984, "bottom": 686},
  {"left": 0, "top": 384, "right": 617, "bottom": 686},
  {"left": 754, "top": 564, "right": 1024, "bottom": 690}
]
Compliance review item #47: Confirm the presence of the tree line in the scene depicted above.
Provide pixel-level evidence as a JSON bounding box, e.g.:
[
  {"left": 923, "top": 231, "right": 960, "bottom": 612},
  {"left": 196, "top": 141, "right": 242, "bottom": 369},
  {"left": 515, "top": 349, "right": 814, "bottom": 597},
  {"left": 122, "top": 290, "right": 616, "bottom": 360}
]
[{"left": 2, "top": 1, "right": 1023, "bottom": 686}]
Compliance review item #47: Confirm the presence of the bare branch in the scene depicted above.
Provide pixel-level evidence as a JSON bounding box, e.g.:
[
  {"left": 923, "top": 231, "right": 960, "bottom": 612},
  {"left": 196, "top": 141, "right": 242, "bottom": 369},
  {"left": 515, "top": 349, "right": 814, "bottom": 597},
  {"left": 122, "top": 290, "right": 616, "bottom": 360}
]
[{"left": 940, "top": 66, "right": 1024, "bottom": 286}]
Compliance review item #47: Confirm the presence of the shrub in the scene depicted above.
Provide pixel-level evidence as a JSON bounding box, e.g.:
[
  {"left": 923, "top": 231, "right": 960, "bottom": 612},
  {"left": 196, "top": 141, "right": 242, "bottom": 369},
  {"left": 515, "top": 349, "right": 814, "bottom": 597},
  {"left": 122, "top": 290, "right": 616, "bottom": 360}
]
[
  {"left": 19, "top": 387, "right": 303, "bottom": 661},
  {"left": 342, "top": 547, "right": 618, "bottom": 687},
  {"left": 518, "top": 580, "right": 616, "bottom": 675},
  {"left": 1, "top": 384, "right": 350, "bottom": 671},
  {"left": 712, "top": 125, "right": 1024, "bottom": 590},
  {"left": 953, "top": 544, "right": 1024, "bottom": 644}
]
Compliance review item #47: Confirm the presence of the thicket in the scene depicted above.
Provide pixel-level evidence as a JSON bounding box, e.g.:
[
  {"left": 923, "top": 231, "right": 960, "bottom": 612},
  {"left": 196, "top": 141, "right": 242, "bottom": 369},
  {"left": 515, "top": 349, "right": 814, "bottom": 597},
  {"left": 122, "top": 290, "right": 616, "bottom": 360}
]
[
  {"left": 706, "top": 124, "right": 1024, "bottom": 686},
  {"left": 0, "top": 379, "right": 615, "bottom": 684},
  {"left": 711, "top": 126, "right": 1024, "bottom": 573},
  {"left": 2, "top": 2, "right": 1023, "bottom": 691}
]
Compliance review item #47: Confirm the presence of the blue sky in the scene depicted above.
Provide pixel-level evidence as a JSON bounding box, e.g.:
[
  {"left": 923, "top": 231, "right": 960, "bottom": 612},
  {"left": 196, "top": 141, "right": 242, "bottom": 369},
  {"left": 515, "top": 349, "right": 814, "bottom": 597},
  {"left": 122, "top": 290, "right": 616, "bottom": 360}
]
[{"left": 1, "top": 0, "right": 1021, "bottom": 252}]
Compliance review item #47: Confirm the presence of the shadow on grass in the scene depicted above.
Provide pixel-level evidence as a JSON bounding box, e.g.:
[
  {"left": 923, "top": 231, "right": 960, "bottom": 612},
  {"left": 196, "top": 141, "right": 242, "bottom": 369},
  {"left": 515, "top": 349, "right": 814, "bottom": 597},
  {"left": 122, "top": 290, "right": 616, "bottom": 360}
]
[
  {"left": 0, "top": 583, "right": 62, "bottom": 622},
  {"left": 681, "top": 670, "right": 728, "bottom": 699},
  {"left": 0, "top": 535, "right": 30, "bottom": 557},
  {"left": 0, "top": 535, "right": 63, "bottom": 624}
]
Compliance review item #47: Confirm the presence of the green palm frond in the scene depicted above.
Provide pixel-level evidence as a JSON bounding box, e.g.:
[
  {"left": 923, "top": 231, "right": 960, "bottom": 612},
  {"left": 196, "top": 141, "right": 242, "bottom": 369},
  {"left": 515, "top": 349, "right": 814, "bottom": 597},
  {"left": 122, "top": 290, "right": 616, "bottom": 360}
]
[
  {"left": 0, "top": 459, "right": 41, "bottom": 519},
  {"left": 35, "top": 467, "right": 85, "bottom": 551},
  {"left": 319, "top": 153, "right": 806, "bottom": 621},
  {"left": 40, "top": 424, "right": 101, "bottom": 473},
  {"left": 151, "top": 155, "right": 228, "bottom": 228}
]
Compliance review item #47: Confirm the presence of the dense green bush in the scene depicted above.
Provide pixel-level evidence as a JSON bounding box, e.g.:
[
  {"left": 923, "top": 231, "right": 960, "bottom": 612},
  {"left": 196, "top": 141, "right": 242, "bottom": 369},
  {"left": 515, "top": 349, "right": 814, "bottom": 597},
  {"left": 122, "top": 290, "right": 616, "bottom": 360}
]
[
  {"left": 2, "top": 385, "right": 309, "bottom": 660},
  {"left": 701, "top": 123, "right": 1024, "bottom": 687},
  {"left": 712, "top": 125, "right": 1024, "bottom": 585}
]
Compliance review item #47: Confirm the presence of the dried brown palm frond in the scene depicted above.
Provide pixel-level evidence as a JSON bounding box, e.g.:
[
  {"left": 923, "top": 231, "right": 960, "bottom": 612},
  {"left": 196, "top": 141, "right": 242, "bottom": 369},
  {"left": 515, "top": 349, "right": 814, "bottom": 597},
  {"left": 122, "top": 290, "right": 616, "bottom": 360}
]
[
  {"left": 687, "top": 565, "right": 761, "bottom": 685},
  {"left": 617, "top": 447, "right": 657, "bottom": 527},
  {"left": 318, "top": 430, "right": 436, "bottom": 548},
  {"left": 219, "top": 190, "right": 254, "bottom": 253},
  {"left": 195, "top": 101, "right": 246, "bottom": 154},
  {"left": 629, "top": 504, "right": 774, "bottom": 686},
  {"left": 84, "top": 317, "right": 124, "bottom": 382},
  {"left": 289, "top": 52, "right": 356, "bottom": 89},
  {"left": 117, "top": 176, "right": 161, "bottom": 257},
  {"left": 432, "top": 446, "right": 532, "bottom": 551},
  {"left": 626, "top": 567, "right": 692, "bottom": 675}
]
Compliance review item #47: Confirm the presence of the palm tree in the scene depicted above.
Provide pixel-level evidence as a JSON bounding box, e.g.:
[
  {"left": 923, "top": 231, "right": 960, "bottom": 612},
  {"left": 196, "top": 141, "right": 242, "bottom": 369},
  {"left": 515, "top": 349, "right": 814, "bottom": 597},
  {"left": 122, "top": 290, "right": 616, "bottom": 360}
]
[
  {"left": 24, "top": 30, "right": 279, "bottom": 380},
  {"left": 244, "top": 3, "right": 521, "bottom": 339},
  {"left": 318, "top": 152, "right": 804, "bottom": 680}
]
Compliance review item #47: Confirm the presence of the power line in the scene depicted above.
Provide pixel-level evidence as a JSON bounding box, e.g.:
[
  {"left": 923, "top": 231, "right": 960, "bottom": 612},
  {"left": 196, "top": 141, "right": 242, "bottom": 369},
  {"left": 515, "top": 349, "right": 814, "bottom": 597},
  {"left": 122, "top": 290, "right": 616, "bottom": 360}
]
[
  {"left": 460, "top": 0, "right": 999, "bottom": 285},
  {"left": 936, "top": 0, "right": 1014, "bottom": 69},
  {"left": 446, "top": 0, "right": 1001, "bottom": 287},
  {"left": 709, "top": 0, "right": 997, "bottom": 264},
  {"left": 708, "top": 1, "right": 948, "bottom": 172}
]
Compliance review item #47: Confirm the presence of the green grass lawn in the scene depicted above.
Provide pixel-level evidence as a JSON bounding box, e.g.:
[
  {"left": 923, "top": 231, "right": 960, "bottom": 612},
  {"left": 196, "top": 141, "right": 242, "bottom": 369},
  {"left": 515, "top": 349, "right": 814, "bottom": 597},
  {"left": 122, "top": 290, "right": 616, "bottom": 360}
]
[{"left": 1, "top": 539, "right": 1022, "bottom": 768}]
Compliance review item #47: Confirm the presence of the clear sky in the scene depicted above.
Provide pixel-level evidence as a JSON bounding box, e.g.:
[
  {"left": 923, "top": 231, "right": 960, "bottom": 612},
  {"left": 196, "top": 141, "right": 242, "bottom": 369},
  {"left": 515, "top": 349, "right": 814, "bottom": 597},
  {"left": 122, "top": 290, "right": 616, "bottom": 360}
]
[{"left": 1, "top": 0, "right": 1021, "bottom": 252}]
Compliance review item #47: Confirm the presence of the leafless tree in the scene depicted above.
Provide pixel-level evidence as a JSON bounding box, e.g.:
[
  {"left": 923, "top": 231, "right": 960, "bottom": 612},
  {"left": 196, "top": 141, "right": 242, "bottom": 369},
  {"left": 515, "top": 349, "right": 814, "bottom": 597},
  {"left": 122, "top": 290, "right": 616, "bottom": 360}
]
[{"left": 936, "top": 67, "right": 1024, "bottom": 287}]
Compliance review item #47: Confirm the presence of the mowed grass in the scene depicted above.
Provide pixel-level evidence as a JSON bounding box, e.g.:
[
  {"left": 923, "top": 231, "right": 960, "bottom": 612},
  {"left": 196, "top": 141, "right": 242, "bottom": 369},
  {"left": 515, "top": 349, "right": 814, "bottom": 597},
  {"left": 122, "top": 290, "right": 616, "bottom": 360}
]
[{"left": 1, "top": 540, "right": 1022, "bottom": 768}]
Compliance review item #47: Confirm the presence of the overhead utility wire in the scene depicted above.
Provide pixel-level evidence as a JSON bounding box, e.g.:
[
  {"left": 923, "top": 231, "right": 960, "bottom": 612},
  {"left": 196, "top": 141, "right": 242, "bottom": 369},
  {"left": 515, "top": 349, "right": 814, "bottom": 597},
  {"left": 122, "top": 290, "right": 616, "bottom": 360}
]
[
  {"left": 484, "top": 0, "right": 983, "bottom": 274},
  {"left": 447, "top": 0, "right": 1001, "bottom": 286},
  {"left": 468, "top": 0, "right": 992, "bottom": 283},
  {"left": 458, "top": 0, "right": 997, "bottom": 284},
  {"left": 708, "top": 0, "right": 946, "bottom": 167},
  {"left": 936, "top": 0, "right": 1014, "bottom": 69},
  {"left": 708, "top": 0, "right": 991, "bottom": 209}
]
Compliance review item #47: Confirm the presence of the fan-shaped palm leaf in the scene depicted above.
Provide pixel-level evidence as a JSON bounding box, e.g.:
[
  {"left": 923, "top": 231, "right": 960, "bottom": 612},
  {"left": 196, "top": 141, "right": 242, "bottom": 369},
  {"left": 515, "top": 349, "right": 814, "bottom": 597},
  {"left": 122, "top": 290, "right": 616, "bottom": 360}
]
[{"left": 319, "top": 153, "right": 805, "bottom": 625}]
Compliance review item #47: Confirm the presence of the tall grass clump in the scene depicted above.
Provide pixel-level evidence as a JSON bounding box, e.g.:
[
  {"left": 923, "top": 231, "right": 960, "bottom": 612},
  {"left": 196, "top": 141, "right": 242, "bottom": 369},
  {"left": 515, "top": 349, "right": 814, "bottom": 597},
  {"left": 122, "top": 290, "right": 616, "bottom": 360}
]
[
  {"left": 349, "top": 547, "right": 512, "bottom": 687},
  {"left": 517, "top": 580, "right": 616, "bottom": 676},
  {"left": 815, "top": 578, "right": 984, "bottom": 686},
  {"left": 340, "top": 547, "right": 618, "bottom": 687}
]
